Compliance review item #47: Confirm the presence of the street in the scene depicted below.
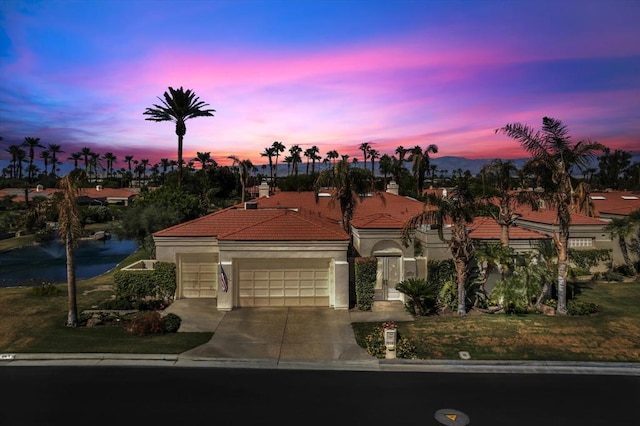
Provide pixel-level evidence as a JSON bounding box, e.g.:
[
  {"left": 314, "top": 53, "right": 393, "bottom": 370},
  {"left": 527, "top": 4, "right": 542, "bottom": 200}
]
[{"left": 1, "top": 366, "right": 638, "bottom": 425}]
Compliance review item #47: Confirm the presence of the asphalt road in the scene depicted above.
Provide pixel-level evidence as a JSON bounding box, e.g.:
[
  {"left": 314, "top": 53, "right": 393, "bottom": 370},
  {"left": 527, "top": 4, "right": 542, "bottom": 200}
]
[{"left": 1, "top": 366, "right": 638, "bottom": 425}]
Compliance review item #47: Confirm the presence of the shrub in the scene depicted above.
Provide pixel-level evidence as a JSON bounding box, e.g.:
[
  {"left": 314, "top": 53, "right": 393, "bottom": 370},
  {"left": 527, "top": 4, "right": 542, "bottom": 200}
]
[
  {"left": 153, "top": 262, "right": 177, "bottom": 301},
  {"left": 100, "top": 296, "right": 135, "bottom": 310},
  {"left": 30, "top": 282, "right": 62, "bottom": 296},
  {"left": 396, "top": 277, "right": 439, "bottom": 316},
  {"left": 162, "top": 313, "right": 182, "bottom": 333},
  {"left": 568, "top": 300, "right": 599, "bottom": 316},
  {"left": 113, "top": 262, "right": 176, "bottom": 304},
  {"left": 355, "top": 257, "right": 376, "bottom": 311},
  {"left": 364, "top": 323, "right": 416, "bottom": 359},
  {"left": 613, "top": 264, "right": 636, "bottom": 277},
  {"left": 125, "top": 311, "right": 165, "bottom": 336}
]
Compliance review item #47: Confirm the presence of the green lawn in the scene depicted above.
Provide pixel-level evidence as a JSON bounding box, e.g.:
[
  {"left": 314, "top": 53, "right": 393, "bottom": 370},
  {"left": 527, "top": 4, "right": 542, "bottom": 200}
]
[
  {"left": 0, "top": 246, "right": 212, "bottom": 354},
  {"left": 353, "top": 280, "right": 640, "bottom": 362},
  {"left": 2, "top": 231, "right": 638, "bottom": 361}
]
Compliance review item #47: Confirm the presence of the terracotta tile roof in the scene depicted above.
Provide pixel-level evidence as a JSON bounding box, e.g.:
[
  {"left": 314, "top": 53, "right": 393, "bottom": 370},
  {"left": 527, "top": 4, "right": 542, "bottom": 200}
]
[
  {"left": 468, "top": 217, "right": 549, "bottom": 240},
  {"left": 590, "top": 191, "right": 640, "bottom": 217},
  {"left": 351, "top": 213, "right": 407, "bottom": 229},
  {"left": 155, "top": 190, "right": 426, "bottom": 239},
  {"left": 153, "top": 206, "right": 348, "bottom": 241},
  {"left": 248, "top": 191, "right": 425, "bottom": 224},
  {"left": 80, "top": 187, "right": 138, "bottom": 199},
  {"left": 516, "top": 209, "right": 608, "bottom": 226}
]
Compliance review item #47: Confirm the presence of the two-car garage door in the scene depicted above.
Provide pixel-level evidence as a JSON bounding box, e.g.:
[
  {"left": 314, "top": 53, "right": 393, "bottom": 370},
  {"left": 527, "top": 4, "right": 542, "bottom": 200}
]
[{"left": 238, "top": 258, "right": 330, "bottom": 307}]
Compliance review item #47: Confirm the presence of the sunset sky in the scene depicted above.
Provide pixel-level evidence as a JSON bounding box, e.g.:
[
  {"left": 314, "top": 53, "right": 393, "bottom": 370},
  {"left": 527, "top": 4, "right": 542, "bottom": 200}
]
[{"left": 1, "top": 0, "right": 638, "bottom": 170}]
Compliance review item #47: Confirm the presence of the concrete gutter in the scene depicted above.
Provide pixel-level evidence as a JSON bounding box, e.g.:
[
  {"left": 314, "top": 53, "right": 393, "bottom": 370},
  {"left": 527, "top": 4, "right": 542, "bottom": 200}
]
[{"left": 2, "top": 353, "right": 638, "bottom": 375}]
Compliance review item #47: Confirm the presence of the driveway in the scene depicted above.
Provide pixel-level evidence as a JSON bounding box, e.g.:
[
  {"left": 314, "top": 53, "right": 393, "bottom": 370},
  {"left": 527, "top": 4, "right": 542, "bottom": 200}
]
[{"left": 163, "top": 299, "right": 414, "bottom": 362}]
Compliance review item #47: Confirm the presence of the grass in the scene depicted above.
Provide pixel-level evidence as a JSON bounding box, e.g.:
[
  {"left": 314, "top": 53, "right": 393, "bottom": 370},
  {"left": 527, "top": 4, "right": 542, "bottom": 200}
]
[
  {"left": 0, "top": 241, "right": 213, "bottom": 354},
  {"left": 353, "top": 280, "right": 640, "bottom": 362},
  {"left": 2, "top": 229, "right": 638, "bottom": 361}
]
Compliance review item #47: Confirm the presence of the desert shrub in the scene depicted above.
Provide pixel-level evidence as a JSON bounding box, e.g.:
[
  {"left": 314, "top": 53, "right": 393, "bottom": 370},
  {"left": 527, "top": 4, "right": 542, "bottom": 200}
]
[
  {"left": 355, "top": 257, "right": 376, "bottom": 311},
  {"left": 30, "top": 282, "right": 62, "bottom": 296},
  {"left": 162, "top": 313, "right": 182, "bottom": 333},
  {"left": 125, "top": 311, "right": 165, "bottom": 336}
]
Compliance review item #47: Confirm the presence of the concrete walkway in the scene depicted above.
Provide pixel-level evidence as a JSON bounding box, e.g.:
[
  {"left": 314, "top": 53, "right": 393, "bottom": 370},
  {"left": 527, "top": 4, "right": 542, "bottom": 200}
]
[{"left": 164, "top": 299, "right": 413, "bottom": 362}]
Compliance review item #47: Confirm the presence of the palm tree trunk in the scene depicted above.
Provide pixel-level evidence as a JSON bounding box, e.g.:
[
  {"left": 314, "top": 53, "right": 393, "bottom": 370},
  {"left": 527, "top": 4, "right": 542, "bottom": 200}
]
[
  {"left": 66, "top": 239, "right": 78, "bottom": 327},
  {"left": 556, "top": 258, "right": 568, "bottom": 314}
]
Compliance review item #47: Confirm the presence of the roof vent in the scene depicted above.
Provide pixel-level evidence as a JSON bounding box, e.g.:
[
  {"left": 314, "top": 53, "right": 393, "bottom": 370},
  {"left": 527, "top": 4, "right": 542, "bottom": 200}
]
[
  {"left": 244, "top": 202, "right": 258, "bottom": 210},
  {"left": 36, "top": 184, "right": 44, "bottom": 192},
  {"left": 96, "top": 185, "right": 103, "bottom": 191}
]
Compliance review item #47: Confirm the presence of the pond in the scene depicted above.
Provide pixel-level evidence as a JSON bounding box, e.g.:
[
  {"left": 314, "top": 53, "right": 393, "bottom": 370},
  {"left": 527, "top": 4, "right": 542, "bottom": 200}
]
[{"left": 0, "top": 237, "right": 138, "bottom": 287}]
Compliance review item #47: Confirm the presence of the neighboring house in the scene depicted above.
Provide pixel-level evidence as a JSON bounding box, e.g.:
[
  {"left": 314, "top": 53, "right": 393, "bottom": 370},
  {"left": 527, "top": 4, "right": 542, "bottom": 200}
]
[
  {"left": 0, "top": 185, "right": 139, "bottom": 206},
  {"left": 589, "top": 191, "right": 640, "bottom": 266}
]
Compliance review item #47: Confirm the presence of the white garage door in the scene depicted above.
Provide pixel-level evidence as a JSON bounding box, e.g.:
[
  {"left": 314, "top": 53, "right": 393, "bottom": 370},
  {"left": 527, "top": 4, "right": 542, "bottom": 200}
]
[
  {"left": 178, "top": 253, "right": 217, "bottom": 298},
  {"left": 238, "top": 258, "right": 330, "bottom": 307}
]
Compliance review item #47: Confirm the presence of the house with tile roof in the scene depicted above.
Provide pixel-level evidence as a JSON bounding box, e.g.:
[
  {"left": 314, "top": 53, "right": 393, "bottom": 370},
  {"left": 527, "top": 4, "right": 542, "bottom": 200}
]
[
  {"left": 0, "top": 185, "right": 139, "bottom": 205},
  {"left": 154, "top": 182, "right": 433, "bottom": 310},
  {"left": 152, "top": 182, "right": 629, "bottom": 310}
]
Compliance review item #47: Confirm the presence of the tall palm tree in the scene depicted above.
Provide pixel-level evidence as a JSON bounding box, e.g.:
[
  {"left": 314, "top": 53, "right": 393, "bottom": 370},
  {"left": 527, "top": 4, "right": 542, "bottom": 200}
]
[
  {"left": 46, "top": 144, "right": 64, "bottom": 177},
  {"left": 378, "top": 154, "right": 393, "bottom": 184},
  {"left": 124, "top": 155, "right": 134, "bottom": 175},
  {"left": 260, "top": 146, "right": 275, "bottom": 187},
  {"left": 6, "top": 145, "right": 24, "bottom": 179},
  {"left": 394, "top": 145, "right": 408, "bottom": 182},
  {"left": 57, "top": 169, "right": 85, "bottom": 327},
  {"left": 359, "top": 141, "right": 371, "bottom": 171},
  {"left": 314, "top": 157, "right": 376, "bottom": 234},
  {"left": 81, "top": 147, "right": 92, "bottom": 173},
  {"left": 144, "top": 86, "right": 216, "bottom": 186},
  {"left": 402, "top": 179, "right": 480, "bottom": 316},
  {"left": 304, "top": 145, "right": 321, "bottom": 174},
  {"left": 193, "top": 152, "right": 214, "bottom": 170},
  {"left": 68, "top": 152, "right": 82, "bottom": 170},
  {"left": 326, "top": 150, "right": 339, "bottom": 166},
  {"left": 271, "top": 141, "right": 285, "bottom": 188},
  {"left": 39, "top": 150, "right": 50, "bottom": 177},
  {"left": 102, "top": 152, "right": 117, "bottom": 177},
  {"left": 288, "top": 145, "right": 303, "bottom": 176},
  {"left": 409, "top": 143, "right": 438, "bottom": 195},
  {"left": 496, "top": 116, "right": 606, "bottom": 314},
  {"left": 22, "top": 137, "right": 43, "bottom": 182},
  {"left": 228, "top": 155, "right": 256, "bottom": 204},
  {"left": 368, "top": 148, "right": 380, "bottom": 175}
]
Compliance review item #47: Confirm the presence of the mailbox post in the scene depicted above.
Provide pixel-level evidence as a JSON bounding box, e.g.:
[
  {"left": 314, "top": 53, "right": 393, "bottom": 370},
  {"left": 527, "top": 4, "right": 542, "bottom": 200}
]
[{"left": 383, "top": 321, "right": 397, "bottom": 359}]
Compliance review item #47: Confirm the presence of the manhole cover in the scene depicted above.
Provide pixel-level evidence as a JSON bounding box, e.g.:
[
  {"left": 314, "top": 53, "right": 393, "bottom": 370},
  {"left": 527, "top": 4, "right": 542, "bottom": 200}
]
[{"left": 434, "top": 408, "right": 470, "bottom": 425}]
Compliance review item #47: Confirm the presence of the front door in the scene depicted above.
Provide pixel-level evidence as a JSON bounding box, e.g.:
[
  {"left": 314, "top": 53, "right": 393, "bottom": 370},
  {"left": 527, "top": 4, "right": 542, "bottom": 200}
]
[{"left": 374, "top": 256, "right": 402, "bottom": 301}]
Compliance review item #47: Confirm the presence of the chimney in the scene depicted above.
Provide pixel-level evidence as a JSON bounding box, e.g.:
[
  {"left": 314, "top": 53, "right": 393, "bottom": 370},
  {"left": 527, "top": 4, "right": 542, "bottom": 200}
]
[
  {"left": 386, "top": 180, "right": 399, "bottom": 195},
  {"left": 259, "top": 180, "right": 270, "bottom": 198}
]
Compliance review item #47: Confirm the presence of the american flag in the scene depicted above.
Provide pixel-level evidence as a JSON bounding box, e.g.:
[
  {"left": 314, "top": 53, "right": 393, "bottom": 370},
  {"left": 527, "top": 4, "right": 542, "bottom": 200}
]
[{"left": 219, "top": 263, "right": 229, "bottom": 293}]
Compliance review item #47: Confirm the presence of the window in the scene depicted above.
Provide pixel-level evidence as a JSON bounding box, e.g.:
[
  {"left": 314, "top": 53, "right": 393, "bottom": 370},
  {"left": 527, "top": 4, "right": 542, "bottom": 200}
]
[{"left": 569, "top": 238, "right": 593, "bottom": 248}]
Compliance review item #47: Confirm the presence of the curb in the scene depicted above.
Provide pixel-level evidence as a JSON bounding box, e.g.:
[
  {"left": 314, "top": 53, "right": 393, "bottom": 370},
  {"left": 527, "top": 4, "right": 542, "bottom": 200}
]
[{"left": 1, "top": 353, "right": 639, "bottom": 375}]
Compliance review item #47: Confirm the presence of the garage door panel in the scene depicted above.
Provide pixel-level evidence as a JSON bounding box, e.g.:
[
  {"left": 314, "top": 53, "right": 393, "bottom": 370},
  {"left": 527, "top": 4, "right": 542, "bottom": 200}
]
[
  {"left": 179, "top": 253, "right": 217, "bottom": 298},
  {"left": 239, "top": 258, "right": 330, "bottom": 307}
]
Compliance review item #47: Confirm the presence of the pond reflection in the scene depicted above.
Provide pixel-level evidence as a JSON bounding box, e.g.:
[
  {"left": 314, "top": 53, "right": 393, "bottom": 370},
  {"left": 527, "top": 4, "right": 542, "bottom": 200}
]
[{"left": 0, "top": 238, "right": 138, "bottom": 287}]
